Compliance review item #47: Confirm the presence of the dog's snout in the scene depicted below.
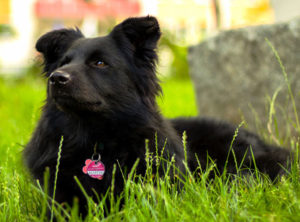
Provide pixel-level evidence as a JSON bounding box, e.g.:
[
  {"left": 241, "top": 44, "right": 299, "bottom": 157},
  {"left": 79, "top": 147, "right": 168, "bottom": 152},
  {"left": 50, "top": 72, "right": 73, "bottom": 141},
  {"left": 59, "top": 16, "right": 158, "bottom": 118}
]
[{"left": 49, "top": 71, "right": 70, "bottom": 85}]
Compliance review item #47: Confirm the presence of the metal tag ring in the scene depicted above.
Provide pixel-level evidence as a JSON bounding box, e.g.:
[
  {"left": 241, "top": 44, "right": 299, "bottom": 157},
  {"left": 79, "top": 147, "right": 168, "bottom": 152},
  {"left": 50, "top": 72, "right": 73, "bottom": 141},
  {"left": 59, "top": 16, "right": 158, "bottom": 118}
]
[{"left": 91, "top": 153, "right": 101, "bottom": 162}]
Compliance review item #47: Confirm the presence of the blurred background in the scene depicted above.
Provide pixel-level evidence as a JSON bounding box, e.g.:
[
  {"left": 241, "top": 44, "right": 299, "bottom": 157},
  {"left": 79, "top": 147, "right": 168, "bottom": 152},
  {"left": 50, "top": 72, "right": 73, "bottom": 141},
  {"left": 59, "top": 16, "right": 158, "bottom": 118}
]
[
  {"left": 0, "top": 0, "right": 299, "bottom": 77},
  {"left": 1, "top": 0, "right": 300, "bottom": 141}
]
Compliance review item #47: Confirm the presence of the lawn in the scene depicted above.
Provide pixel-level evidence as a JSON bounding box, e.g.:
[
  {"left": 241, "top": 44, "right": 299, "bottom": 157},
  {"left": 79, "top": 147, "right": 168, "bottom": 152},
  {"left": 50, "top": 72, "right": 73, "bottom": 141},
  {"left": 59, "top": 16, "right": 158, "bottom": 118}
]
[{"left": 0, "top": 76, "right": 299, "bottom": 221}]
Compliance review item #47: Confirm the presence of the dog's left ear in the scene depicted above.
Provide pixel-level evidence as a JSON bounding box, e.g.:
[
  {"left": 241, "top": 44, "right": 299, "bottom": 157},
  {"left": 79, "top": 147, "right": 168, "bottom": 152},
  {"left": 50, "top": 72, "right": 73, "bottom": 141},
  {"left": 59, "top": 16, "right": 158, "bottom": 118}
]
[{"left": 111, "top": 16, "right": 161, "bottom": 61}]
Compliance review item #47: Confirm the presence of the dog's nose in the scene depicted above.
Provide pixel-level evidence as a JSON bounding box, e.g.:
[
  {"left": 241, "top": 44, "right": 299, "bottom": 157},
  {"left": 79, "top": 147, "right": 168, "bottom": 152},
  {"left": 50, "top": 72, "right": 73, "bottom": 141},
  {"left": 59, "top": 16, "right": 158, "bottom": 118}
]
[{"left": 49, "top": 71, "right": 70, "bottom": 85}]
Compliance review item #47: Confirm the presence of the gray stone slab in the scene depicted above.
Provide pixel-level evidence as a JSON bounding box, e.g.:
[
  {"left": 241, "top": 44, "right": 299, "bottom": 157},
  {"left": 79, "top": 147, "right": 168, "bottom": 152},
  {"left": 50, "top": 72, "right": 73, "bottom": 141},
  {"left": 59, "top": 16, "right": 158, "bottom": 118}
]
[{"left": 188, "top": 18, "right": 300, "bottom": 133}]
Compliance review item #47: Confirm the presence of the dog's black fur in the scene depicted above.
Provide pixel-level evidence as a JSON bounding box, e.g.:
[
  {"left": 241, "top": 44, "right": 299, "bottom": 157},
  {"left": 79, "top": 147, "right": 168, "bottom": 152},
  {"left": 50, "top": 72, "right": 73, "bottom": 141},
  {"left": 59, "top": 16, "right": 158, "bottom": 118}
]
[
  {"left": 24, "top": 16, "right": 290, "bottom": 214},
  {"left": 172, "top": 118, "right": 290, "bottom": 179}
]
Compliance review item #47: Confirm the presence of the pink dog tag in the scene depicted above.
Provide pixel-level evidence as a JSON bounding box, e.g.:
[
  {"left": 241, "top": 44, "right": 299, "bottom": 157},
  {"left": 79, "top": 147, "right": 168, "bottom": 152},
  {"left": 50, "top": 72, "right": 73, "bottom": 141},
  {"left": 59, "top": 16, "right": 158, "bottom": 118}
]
[{"left": 82, "top": 159, "right": 105, "bottom": 180}]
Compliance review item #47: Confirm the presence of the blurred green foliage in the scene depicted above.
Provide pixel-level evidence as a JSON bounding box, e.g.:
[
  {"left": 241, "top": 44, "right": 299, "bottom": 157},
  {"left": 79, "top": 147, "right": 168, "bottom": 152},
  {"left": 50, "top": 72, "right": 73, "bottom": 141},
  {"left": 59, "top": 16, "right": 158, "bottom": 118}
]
[
  {"left": 159, "top": 31, "right": 189, "bottom": 79},
  {"left": 157, "top": 78, "right": 197, "bottom": 117},
  {"left": 23, "top": 58, "right": 43, "bottom": 79},
  {"left": 0, "top": 24, "right": 16, "bottom": 37}
]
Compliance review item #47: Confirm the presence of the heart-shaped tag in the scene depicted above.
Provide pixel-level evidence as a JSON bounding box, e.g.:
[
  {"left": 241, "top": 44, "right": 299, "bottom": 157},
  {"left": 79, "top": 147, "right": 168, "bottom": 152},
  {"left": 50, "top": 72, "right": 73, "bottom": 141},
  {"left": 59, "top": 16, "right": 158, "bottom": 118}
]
[{"left": 82, "top": 159, "right": 105, "bottom": 180}]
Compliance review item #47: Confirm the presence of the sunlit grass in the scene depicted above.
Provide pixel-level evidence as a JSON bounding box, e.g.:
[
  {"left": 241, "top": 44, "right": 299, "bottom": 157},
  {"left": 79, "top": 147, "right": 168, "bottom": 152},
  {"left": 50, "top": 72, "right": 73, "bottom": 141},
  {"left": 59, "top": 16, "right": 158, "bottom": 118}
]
[
  {"left": 0, "top": 75, "right": 299, "bottom": 221},
  {"left": 157, "top": 78, "right": 198, "bottom": 118}
]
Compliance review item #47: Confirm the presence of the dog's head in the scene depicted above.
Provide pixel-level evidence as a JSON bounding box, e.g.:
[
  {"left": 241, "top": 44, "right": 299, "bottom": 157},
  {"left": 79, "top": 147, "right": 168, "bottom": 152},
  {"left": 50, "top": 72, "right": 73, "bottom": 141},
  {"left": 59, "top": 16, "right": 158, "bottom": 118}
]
[{"left": 36, "top": 16, "right": 161, "bottom": 115}]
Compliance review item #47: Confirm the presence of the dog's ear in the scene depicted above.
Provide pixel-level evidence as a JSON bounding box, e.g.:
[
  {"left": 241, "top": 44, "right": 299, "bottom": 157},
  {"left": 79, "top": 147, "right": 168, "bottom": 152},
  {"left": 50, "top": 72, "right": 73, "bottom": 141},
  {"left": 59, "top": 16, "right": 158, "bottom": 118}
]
[
  {"left": 111, "top": 16, "right": 161, "bottom": 63},
  {"left": 111, "top": 16, "right": 162, "bottom": 109},
  {"left": 36, "top": 28, "right": 84, "bottom": 75}
]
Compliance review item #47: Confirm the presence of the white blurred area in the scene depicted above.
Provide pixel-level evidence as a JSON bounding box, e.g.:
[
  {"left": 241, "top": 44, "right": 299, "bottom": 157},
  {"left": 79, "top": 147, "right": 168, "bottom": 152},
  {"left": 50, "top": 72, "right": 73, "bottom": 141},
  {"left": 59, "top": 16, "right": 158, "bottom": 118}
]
[
  {"left": 1, "top": 0, "right": 300, "bottom": 75},
  {"left": 0, "top": 0, "right": 36, "bottom": 75}
]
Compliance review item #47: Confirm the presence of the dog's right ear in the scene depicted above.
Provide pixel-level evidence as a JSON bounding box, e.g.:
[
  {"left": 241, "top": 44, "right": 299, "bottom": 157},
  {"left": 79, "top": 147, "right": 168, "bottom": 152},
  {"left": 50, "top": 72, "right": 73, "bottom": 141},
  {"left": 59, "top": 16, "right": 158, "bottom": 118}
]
[{"left": 36, "top": 28, "right": 84, "bottom": 75}]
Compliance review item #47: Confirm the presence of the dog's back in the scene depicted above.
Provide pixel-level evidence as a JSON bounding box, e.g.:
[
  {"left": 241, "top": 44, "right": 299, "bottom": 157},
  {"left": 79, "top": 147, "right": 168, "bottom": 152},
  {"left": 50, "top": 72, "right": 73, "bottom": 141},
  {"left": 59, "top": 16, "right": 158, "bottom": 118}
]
[{"left": 172, "top": 117, "right": 290, "bottom": 179}]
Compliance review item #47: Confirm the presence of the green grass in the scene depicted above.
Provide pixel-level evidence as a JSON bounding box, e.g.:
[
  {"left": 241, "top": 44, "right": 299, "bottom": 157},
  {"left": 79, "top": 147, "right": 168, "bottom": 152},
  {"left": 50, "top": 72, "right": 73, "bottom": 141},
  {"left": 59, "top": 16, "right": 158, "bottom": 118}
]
[
  {"left": 0, "top": 75, "right": 299, "bottom": 221},
  {"left": 157, "top": 78, "right": 198, "bottom": 117}
]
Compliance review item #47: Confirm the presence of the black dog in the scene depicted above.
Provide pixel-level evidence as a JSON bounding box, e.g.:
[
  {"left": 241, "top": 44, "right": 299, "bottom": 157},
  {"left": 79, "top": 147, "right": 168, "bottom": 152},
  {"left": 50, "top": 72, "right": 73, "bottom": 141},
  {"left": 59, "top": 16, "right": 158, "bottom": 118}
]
[{"left": 24, "top": 16, "right": 290, "bottom": 215}]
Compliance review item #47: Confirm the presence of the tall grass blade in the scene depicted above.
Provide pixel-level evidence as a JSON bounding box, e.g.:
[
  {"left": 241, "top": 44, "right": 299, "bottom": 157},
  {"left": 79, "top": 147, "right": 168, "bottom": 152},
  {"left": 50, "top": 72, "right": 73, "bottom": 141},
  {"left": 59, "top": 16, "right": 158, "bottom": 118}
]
[
  {"left": 267, "top": 87, "right": 281, "bottom": 145},
  {"left": 223, "top": 121, "right": 244, "bottom": 177},
  {"left": 40, "top": 167, "right": 50, "bottom": 221},
  {"left": 50, "top": 136, "right": 64, "bottom": 222},
  {"left": 266, "top": 38, "right": 300, "bottom": 134}
]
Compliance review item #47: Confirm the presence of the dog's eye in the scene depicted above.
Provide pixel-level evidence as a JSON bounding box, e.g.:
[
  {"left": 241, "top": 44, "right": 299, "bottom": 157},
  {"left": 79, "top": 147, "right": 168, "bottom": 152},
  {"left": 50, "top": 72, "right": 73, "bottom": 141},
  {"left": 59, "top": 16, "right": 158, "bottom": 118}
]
[{"left": 95, "top": 61, "right": 106, "bottom": 68}]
